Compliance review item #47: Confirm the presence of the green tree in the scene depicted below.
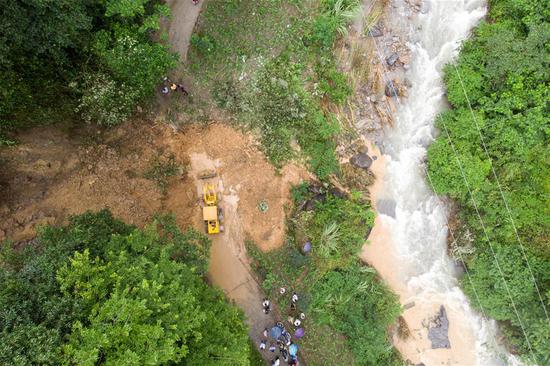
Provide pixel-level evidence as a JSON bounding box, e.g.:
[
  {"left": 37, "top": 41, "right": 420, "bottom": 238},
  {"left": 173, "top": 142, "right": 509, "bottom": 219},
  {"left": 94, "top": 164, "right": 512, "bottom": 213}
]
[
  {"left": 0, "top": 211, "right": 250, "bottom": 365},
  {"left": 0, "top": 0, "right": 176, "bottom": 131}
]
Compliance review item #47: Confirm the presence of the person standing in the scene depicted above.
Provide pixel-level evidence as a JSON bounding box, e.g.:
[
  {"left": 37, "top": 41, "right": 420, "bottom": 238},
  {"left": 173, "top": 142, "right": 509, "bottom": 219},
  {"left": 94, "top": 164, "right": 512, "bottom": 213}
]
[
  {"left": 260, "top": 340, "right": 266, "bottom": 351},
  {"left": 281, "top": 348, "right": 289, "bottom": 363},
  {"left": 262, "top": 298, "right": 271, "bottom": 314}
]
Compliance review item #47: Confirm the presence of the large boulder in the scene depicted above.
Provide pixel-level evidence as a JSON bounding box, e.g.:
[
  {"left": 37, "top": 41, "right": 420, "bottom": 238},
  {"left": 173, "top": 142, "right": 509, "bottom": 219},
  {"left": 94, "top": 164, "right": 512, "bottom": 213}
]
[
  {"left": 367, "top": 24, "right": 383, "bottom": 37},
  {"left": 350, "top": 153, "right": 373, "bottom": 170},
  {"left": 377, "top": 199, "right": 396, "bottom": 218},
  {"left": 428, "top": 306, "right": 451, "bottom": 349},
  {"left": 386, "top": 53, "right": 399, "bottom": 66}
]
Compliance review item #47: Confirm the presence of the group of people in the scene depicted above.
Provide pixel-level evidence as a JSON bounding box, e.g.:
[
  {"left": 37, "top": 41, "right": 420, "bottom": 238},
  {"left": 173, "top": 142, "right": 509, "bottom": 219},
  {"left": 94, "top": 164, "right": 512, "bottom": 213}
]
[
  {"left": 260, "top": 288, "right": 304, "bottom": 365},
  {"left": 160, "top": 76, "right": 188, "bottom": 96}
]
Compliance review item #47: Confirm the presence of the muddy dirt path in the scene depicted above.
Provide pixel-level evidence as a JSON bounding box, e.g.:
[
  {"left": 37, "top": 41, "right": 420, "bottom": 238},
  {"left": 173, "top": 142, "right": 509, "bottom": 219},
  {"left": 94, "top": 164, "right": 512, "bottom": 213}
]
[
  {"left": 165, "top": 0, "right": 203, "bottom": 61},
  {"left": 186, "top": 152, "right": 276, "bottom": 348},
  {"left": 165, "top": 124, "right": 308, "bottom": 362}
]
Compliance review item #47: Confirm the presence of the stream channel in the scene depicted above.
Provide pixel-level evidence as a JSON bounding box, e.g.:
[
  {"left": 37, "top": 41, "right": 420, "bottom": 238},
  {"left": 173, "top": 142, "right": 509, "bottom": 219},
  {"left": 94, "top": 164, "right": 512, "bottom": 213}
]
[{"left": 361, "top": 1, "right": 525, "bottom": 365}]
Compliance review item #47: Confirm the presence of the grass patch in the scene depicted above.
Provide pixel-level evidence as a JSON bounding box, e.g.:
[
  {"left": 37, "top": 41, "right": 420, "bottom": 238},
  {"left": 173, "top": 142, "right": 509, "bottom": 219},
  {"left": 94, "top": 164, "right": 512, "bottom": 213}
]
[
  {"left": 187, "top": 0, "right": 361, "bottom": 179},
  {"left": 247, "top": 183, "right": 402, "bottom": 365}
]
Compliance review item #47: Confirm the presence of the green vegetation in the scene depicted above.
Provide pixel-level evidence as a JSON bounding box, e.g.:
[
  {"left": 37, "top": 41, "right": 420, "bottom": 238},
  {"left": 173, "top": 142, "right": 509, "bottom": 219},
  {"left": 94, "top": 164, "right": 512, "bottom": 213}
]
[
  {"left": 0, "top": 0, "right": 176, "bottom": 137},
  {"left": 188, "top": 0, "right": 361, "bottom": 178},
  {"left": 0, "top": 210, "right": 252, "bottom": 365},
  {"left": 427, "top": 0, "right": 550, "bottom": 362},
  {"left": 144, "top": 153, "right": 182, "bottom": 193},
  {"left": 247, "top": 184, "right": 402, "bottom": 366}
]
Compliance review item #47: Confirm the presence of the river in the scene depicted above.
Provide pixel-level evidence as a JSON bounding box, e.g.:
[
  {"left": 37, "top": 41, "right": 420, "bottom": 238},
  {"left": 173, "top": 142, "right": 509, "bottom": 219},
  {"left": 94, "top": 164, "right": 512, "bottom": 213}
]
[{"left": 361, "top": 0, "right": 524, "bottom": 365}]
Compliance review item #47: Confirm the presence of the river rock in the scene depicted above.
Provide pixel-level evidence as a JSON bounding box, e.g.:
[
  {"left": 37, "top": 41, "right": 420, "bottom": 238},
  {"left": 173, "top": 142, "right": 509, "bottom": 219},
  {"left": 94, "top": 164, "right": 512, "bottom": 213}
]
[
  {"left": 377, "top": 199, "right": 396, "bottom": 218},
  {"left": 367, "top": 24, "right": 383, "bottom": 37},
  {"left": 428, "top": 305, "right": 451, "bottom": 349},
  {"left": 385, "top": 80, "right": 398, "bottom": 97},
  {"left": 399, "top": 53, "right": 411, "bottom": 65},
  {"left": 350, "top": 153, "right": 372, "bottom": 170},
  {"left": 386, "top": 53, "right": 399, "bottom": 66}
]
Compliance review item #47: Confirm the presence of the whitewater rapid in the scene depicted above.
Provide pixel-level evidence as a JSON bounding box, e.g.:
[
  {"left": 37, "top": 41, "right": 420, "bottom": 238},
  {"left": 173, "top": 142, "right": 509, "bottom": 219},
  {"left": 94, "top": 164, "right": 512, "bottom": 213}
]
[{"left": 362, "top": 1, "right": 524, "bottom": 365}]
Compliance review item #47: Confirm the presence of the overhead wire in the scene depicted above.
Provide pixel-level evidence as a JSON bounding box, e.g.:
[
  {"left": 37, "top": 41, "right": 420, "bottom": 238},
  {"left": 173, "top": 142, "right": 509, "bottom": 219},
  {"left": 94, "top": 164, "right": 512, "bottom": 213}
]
[{"left": 451, "top": 63, "right": 549, "bottom": 321}]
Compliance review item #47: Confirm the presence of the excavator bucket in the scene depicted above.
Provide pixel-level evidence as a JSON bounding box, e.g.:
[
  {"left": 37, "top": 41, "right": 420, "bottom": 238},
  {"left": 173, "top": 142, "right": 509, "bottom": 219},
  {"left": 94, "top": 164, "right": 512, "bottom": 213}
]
[{"left": 197, "top": 169, "right": 217, "bottom": 180}]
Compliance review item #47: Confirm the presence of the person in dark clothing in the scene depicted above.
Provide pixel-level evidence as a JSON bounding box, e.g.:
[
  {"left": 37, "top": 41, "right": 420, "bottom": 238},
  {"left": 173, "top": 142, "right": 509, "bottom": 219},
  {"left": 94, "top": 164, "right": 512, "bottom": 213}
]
[
  {"left": 177, "top": 84, "right": 188, "bottom": 96},
  {"left": 281, "top": 348, "right": 289, "bottom": 362},
  {"left": 262, "top": 298, "right": 271, "bottom": 314}
]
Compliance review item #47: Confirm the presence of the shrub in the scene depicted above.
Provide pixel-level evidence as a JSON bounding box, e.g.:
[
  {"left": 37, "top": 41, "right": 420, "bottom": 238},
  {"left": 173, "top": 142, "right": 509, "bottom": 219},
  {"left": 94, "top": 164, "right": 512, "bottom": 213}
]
[
  {"left": 191, "top": 34, "right": 216, "bottom": 55},
  {"left": 75, "top": 72, "right": 140, "bottom": 126}
]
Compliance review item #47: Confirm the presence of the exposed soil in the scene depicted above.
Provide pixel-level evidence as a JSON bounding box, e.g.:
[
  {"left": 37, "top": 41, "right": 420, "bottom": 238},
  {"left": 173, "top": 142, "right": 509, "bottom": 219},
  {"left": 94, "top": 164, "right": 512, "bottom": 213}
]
[
  {"left": 0, "top": 121, "right": 306, "bottom": 248},
  {"left": 0, "top": 123, "right": 168, "bottom": 242},
  {"left": 166, "top": 124, "right": 308, "bottom": 251}
]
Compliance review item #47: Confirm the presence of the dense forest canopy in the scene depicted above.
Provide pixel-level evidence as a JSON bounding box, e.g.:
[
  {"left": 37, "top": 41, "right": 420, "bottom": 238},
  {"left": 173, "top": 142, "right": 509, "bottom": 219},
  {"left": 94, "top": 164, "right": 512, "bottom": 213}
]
[
  {"left": 0, "top": 211, "right": 251, "bottom": 365},
  {"left": 428, "top": 0, "right": 549, "bottom": 362},
  {"left": 0, "top": 0, "right": 175, "bottom": 139}
]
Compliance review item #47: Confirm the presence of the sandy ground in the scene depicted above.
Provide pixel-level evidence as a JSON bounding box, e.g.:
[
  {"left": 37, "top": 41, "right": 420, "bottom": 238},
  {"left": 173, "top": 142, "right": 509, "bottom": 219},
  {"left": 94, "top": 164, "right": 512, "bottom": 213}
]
[{"left": 361, "top": 141, "right": 477, "bottom": 366}]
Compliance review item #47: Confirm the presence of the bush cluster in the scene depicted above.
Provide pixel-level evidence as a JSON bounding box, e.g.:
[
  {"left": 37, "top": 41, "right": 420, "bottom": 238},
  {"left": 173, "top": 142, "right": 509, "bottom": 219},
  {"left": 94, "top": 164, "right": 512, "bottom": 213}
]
[
  {"left": 0, "top": 211, "right": 251, "bottom": 365},
  {"left": 248, "top": 184, "right": 401, "bottom": 365},
  {"left": 0, "top": 0, "right": 176, "bottom": 131}
]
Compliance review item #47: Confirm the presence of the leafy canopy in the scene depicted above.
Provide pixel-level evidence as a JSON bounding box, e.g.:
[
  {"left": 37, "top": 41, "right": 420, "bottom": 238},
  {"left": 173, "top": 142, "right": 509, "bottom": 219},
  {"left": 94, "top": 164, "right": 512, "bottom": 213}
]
[{"left": 0, "top": 210, "right": 250, "bottom": 366}]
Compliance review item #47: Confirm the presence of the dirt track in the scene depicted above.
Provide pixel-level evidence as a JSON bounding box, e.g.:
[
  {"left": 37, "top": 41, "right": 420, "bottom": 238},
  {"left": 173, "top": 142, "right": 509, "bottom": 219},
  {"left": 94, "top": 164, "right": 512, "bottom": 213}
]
[{"left": 164, "top": 0, "right": 203, "bottom": 61}]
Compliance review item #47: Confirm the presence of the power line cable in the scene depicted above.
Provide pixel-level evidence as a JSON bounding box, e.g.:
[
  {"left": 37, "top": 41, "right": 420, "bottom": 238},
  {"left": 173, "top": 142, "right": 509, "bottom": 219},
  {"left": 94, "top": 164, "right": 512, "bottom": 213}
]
[{"left": 451, "top": 63, "right": 549, "bottom": 321}]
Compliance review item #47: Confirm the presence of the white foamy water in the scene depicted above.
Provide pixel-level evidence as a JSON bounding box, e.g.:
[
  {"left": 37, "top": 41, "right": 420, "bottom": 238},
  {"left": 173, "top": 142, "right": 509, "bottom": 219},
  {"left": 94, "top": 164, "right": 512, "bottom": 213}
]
[{"left": 374, "top": 1, "right": 525, "bottom": 365}]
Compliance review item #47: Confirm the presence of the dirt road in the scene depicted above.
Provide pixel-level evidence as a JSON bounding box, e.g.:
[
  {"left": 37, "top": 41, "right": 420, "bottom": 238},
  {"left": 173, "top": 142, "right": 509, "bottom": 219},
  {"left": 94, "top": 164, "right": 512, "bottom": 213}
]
[
  {"left": 186, "top": 152, "right": 276, "bottom": 350},
  {"left": 165, "top": 0, "right": 203, "bottom": 61},
  {"left": 166, "top": 125, "right": 307, "bottom": 362}
]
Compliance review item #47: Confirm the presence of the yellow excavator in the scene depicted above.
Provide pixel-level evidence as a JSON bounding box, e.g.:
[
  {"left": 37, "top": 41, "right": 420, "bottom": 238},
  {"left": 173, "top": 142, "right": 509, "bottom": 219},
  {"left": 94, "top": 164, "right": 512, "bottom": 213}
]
[{"left": 202, "top": 183, "right": 223, "bottom": 234}]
